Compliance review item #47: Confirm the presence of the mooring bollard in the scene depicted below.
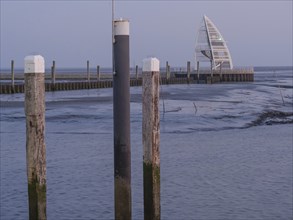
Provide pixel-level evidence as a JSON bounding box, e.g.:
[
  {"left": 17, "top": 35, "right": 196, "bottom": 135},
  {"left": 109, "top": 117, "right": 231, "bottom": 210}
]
[
  {"left": 142, "top": 57, "right": 161, "bottom": 220},
  {"left": 113, "top": 19, "right": 131, "bottom": 219},
  {"left": 187, "top": 61, "right": 191, "bottom": 83},
  {"left": 24, "top": 55, "right": 46, "bottom": 220},
  {"left": 97, "top": 65, "right": 100, "bottom": 81}
]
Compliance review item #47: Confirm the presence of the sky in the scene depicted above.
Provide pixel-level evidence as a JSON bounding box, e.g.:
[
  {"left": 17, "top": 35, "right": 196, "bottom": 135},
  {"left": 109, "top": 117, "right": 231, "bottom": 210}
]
[{"left": 0, "top": 0, "right": 292, "bottom": 69}]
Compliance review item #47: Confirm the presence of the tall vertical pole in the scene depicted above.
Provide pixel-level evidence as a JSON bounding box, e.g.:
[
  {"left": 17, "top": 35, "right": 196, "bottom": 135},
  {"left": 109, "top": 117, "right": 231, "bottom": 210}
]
[
  {"left": 113, "top": 19, "right": 131, "bottom": 220},
  {"left": 11, "top": 60, "right": 15, "bottom": 88},
  {"left": 24, "top": 55, "right": 46, "bottom": 220},
  {"left": 142, "top": 57, "right": 161, "bottom": 220},
  {"left": 187, "top": 61, "right": 191, "bottom": 83},
  {"left": 112, "top": 0, "right": 115, "bottom": 75}
]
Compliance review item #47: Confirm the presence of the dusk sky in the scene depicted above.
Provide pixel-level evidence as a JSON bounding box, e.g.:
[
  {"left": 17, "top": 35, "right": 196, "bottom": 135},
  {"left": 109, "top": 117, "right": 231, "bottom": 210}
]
[{"left": 0, "top": 0, "right": 292, "bottom": 69}]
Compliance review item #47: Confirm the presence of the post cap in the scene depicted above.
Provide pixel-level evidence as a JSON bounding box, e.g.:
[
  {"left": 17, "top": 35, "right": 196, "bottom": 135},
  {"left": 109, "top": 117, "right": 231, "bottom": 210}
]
[
  {"left": 24, "top": 55, "right": 45, "bottom": 73},
  {"left": 114, "top": 19, "right": 129, "bottom": 36},
  {"left": 142, "top": 57, "right": 160, "bottom": 72}
]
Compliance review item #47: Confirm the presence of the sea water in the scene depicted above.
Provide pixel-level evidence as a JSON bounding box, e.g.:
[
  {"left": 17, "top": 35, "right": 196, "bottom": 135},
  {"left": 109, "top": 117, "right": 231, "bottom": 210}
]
[{"left": 0, "top": 67, "right": 292, "bottom": 220}]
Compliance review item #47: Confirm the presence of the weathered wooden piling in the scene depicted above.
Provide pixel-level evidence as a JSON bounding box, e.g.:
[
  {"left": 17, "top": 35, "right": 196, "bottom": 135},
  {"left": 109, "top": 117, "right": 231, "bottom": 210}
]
[
  {"left": 11, "top": 60, "right": 15, "bottom": 89},
  {"left": 197, "top": 61, "right": 200, "bottom": 82},
  {"left": 135, "top": 65, "right": 139, "bottom": 81},
  {"left": 220, "top": 63, "right": 223, "bottom": 81},
  {"left": 113, "top": 19, "right": 131, "bottom": 220},
  {"left": 210, "top": 60, "right": 213, "bottom": 79},
  {"left": 142, "top": 57, "right": 161, "bottom": 220},
  {"left": 51, "top": 60, "right": 56, "bottom": 90},
  {"left": 187, "top": 61, "right": 191, "bottom": 83},
  {"left": 97, "top": 65, "right": 100, "bottom": 81},
  {"left": 24, "top": 55, "right": 46, "bottom": 220},
  {"left": 87, "top": 60, "right": 90, "bottom": 82},
  {"left": 166, "top": 61, "right": 170, "bottom": 82}
]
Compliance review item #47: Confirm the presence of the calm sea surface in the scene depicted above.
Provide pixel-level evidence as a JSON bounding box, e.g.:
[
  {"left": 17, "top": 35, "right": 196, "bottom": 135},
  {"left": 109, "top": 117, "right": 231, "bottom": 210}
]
[{"left": 1, "top": 67, "right": 292, "bottom": 220}]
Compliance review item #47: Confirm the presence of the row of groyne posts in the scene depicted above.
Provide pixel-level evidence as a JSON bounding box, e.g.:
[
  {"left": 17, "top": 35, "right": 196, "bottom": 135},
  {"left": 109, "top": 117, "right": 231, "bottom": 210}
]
[
  {"left": 1, "top": 60, "right": 184, "bottom": 94},
  {"left": 23, "top": 20, "right": 159, "bottom": 220},
  {"left": 1, "top": 61, "right": 254, "bottom": 95}
]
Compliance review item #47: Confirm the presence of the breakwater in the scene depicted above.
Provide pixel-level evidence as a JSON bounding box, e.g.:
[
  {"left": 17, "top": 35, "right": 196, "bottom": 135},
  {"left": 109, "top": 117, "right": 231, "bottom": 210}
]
[
  {"left": 0, "top": 78, "right": 179, "bottom": 94},
  {"left": 0, "top": 70, "right": 254, "bottom": 94}
]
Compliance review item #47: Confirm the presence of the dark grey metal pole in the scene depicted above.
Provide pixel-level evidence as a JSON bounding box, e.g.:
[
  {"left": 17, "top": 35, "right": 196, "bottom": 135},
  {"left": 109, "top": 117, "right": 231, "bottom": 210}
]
[
  {"left": 24, "top": 55, "right": 46, "bottom": 220},
  {"left": 113, "top": 19, "right": 131, "bottom": 220},
  {"left": 142, "top": 57, "right": 161, "bottom": 220}
]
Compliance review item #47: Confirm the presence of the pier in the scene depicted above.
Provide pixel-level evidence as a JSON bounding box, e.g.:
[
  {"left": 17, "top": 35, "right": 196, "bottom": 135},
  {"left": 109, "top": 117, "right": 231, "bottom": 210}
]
[{"left": 0, "top": 68, "right": 254, "bottom": 94}]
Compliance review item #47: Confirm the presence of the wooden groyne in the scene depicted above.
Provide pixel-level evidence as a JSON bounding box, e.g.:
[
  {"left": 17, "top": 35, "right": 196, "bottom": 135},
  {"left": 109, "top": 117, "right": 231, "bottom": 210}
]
[
  {"left": 0, "top": 68, "right": 254, "bottom": 94},
  {"left": 0, "top": 74, "right": 253, "bottom": 94},
  {"left": 175, "top": 67, "right": 254, "bottom": 83}
]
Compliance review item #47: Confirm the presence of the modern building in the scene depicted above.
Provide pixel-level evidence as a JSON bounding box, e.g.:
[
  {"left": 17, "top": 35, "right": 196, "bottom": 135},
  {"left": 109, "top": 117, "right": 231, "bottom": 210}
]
[{"left": 195, "top": 15, "right": 233, "bottom": 70}]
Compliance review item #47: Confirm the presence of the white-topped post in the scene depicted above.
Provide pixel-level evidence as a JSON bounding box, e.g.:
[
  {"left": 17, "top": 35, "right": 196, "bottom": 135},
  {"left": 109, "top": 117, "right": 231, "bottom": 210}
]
[
  {"left": 142, "top": 57, "right": 161, "bottom": 220},
  {"left": 113, "top": 19, "right": 131, "bottom": 220},
  {"left": 24, "top": 55, "right": 46, "bottom": 220}
]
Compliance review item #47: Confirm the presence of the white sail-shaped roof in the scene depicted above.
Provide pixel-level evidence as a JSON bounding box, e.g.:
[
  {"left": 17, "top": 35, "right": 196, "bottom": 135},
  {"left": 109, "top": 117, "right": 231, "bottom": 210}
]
[{"left": 195, "top": 15, "right": 233, "bottom": 69}]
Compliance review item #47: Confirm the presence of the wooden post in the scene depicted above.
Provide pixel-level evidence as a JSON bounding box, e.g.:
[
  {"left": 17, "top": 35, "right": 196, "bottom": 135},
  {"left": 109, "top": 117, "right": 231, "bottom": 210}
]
[
  {"left": 187, "top": 61, "right": 191, "bottom": 83},
  {"left": 11, "top": 60, "right": 15, "bottom": 87},
  {"left": 87, "top": 60, "right": 90, "bottom": 82},
  {"left": 135, "top": 65, "right": 139, "bottom": 81},
  {"left": 166, "top": 61, "right": 168, "bottom": 79},
  {"left": 51, "top": 60, "right": 56, "bottom": 90},
  {"left": 113, "top": 19, "right": 131, "bottom": 219},
  {"left": 24, "top": 55, "right": 46, "bottom": 220},
  {"left": 166, "top": 61, "right": 170, "bottom": 82},
  {"left": 142, "top": 57, "right": 160, "bottom": 220},
  {"left": 220, "top": 63, "right": 222, "bottom": 81},
  {"left": 197, "top": 61, "right": 200, "bottom": 82},
  {"left": 210, "top": 60, "right": 213, "bottom": 79},
  {"left": 97, "top": 65, "right": 100, "bottom": 81}
]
